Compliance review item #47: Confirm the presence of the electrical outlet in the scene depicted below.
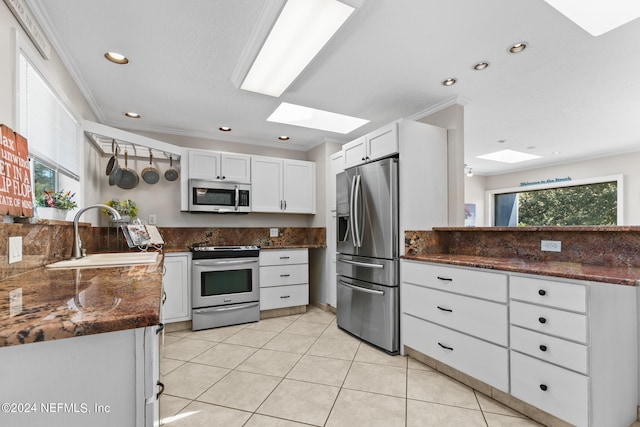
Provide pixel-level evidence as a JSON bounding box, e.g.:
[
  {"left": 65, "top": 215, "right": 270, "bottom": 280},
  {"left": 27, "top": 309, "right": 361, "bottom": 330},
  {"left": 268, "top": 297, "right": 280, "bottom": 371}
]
[
  {"left": 541, "top": 240, "right": 561, "bottom": 252},
  {"left": 8, "top": 236, "right": 22, "bottom": 264},
  {"left": 270, "top": 228, "right": 279, "bottom": 237},
  {"left": 148, "top": 214, "right": 157, "bottom": 225}
]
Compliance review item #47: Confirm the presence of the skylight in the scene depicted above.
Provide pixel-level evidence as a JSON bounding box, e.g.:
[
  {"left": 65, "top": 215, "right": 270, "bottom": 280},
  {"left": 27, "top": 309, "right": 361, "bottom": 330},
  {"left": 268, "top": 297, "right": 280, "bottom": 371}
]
[
  {"left": 476, "top": 149, "right": 542, "bottom": 163},
  {"left": 544, "top": 0, "right": 640, "bottom": 36},
  {"left": 267, "top": 102, "right": 369, "bottom": 134}
]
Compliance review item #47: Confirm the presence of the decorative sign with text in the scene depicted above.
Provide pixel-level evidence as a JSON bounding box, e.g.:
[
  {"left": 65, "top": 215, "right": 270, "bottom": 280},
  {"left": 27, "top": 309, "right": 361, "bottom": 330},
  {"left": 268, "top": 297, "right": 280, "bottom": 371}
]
[
  {"left": 520, "top": 176, "right": 571, "bottom": 187},
  {"left": 1, "top": 125, "right": 33, "bottom": 216}
]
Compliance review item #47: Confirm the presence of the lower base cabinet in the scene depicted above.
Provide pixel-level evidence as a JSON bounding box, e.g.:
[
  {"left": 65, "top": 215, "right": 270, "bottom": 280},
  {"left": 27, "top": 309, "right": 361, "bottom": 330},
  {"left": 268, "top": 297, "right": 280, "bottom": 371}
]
[
  {"left": 163, "top": 252, "right": 191, "bottom": 323},
  {"left": 0, "top": 326, "right": 161, "bottom": 427},
  {"left": 259, "top": 249, "right": 309, "bottom": 310},
  {"left": 400, "top": 260, "right": 638, "bottom": 427}
]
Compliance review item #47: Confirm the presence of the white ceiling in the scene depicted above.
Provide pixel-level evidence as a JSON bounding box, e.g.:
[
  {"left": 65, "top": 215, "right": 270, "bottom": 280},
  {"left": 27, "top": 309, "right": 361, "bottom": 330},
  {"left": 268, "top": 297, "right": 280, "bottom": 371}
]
[{"left": 27, "top": 0, "right": 640, "bottom": 175}]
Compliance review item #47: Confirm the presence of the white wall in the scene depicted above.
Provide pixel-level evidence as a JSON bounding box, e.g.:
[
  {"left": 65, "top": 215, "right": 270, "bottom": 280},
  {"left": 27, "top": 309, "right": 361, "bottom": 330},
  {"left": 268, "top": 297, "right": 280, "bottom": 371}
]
[{"left": 466, "top": 150, "right": 640, "bottom": 226}]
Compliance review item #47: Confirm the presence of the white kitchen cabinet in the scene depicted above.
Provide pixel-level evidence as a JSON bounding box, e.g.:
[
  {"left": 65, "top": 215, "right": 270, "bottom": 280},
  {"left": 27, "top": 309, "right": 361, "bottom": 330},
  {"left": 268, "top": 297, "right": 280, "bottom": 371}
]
[
  {"left": 163, "top": 252, "right": 191, "bottom": 323},
  {"left": 342, "top": 122, "right": 398, "bottom": 169},
  {"left": 188, "top": 149, "right": 251, "bottom": 183},
  {"left": 401, "top": 260, "right": 510, "bottom": 392},
  {"left": 0, "top": 326, "right": 161, "bottom": 427},
  {"left": 251, "top": 156, "right": 315, "bottom": 214},
  {"left": 259, "top": 248, "right": 309, "bottom": 310},
  {"left": 509, "top": 274, "right": 637, "bottom": 427}
]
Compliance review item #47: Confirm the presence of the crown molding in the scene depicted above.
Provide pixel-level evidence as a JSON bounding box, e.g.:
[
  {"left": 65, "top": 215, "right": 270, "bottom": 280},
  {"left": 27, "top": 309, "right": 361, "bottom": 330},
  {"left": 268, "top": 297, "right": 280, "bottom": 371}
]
[{"left": 406, "top": 95, "right": 471, "bottom": 121}]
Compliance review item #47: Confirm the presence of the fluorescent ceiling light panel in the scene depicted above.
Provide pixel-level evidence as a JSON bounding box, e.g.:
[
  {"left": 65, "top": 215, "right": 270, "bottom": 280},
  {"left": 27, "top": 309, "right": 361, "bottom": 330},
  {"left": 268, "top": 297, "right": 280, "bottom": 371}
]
[
  {"left": 476, "top": 149, "right": 542, "bottom": 163},
  {"left": 544, "top": 0, "right": 640, "bottom": 36},
  {"left": 241, "top": 0, "right": 355, "bottom": 97},
  {"left": 267, "top": 102, "right": 369, "bottom": 134}
]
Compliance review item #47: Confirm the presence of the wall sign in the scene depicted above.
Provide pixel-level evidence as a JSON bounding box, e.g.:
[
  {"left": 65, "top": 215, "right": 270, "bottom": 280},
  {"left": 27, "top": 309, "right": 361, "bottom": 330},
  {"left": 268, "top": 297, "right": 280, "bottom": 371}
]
[
  {"left": 520, "top": 176, "right": 571, "bottom": 187},
  {"left": 3, "top": 0, "right": 51, "bottom": 59},
  {"left": 1, "top": 125, "right": 33, "bottom": 216}
]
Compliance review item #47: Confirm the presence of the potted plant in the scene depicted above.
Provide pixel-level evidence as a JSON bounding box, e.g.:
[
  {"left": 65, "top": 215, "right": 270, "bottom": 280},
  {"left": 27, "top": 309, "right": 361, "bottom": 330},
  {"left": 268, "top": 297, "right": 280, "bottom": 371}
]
[
  {"left": 103, "top": 199, "right": 138, "bottom": 222},
  {"left": 35, "top": 190, "right": 77, "bottom": 220}
]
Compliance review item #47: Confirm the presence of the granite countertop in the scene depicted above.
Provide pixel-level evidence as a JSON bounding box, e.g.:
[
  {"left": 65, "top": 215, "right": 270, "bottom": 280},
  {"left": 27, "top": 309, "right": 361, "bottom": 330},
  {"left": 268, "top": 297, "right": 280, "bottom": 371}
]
[
  {"left": 0, "top": 255, "right": 163, "bottom": 348},
  {"left": 402, "top": 253, "right": 640, "bottom": 286}
]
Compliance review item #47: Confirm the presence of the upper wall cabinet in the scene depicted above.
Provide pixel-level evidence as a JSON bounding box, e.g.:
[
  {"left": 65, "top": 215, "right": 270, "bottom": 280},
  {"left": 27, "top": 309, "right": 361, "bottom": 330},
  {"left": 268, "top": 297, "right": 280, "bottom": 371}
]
[
  {"left": 188, "top": 149, "right": 251, "bottom": 183},
  {"left": 343, "top": 122, "right": 398, "bottom": 169},
  {"left": 251, "top": 157, "right": 316, "bottom": 214}
]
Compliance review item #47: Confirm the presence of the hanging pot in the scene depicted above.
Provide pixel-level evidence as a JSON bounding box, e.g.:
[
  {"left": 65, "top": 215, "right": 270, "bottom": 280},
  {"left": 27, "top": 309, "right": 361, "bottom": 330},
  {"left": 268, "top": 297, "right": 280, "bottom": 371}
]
[
  {"left": 117, "top": 150, "right": 140, "bottom": 189},
  {"left": 106, "top": 140, "right": 119, "bottom": 175},
  {"left": 164, "top": 156, "right": 179, "bottom": 182},
  {"left": 141, "top": 151, "right": 160, "bottom": 184},
  {"left": 108, "top": 146, "right": 122, "bottom": 186}
]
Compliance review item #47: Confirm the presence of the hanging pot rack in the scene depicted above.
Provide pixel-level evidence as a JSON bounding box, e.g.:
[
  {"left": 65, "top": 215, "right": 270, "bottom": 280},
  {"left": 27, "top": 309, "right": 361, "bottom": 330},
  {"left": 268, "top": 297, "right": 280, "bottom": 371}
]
[{"left": 86, "top": 131, "right": 181, "bottom": 163}]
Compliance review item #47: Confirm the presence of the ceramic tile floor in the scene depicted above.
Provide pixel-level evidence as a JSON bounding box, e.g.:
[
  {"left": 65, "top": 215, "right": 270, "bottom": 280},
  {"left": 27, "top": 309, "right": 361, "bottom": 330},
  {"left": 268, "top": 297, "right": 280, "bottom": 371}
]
[{"left": 159, "top": 306, "right": 544, "bottom": 427}]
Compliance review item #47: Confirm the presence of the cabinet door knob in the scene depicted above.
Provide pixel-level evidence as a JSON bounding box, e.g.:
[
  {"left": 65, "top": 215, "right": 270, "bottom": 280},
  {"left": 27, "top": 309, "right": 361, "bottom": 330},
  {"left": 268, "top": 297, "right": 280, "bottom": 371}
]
[
  {"left": 539, "top": 344, "right": 547, "bottom": 352},
  {"left": 538, "top": 289, "right": 546, "bottom": 296},
  {"left": 216, "top": 176, "right": 220, "bottom": 179},
  {"left": 539, "top": 384, "right": 548, "bottom": 391},
  {"left": 222, "top": 176, "right": 226, "bottom": 179},
  {"left": 538, "top": 317, "right": 547, "bottom": 324}
]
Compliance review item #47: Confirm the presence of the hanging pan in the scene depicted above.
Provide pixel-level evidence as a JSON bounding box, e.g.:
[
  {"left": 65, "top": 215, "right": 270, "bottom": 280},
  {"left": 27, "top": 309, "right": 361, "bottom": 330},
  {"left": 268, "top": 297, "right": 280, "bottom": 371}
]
[
  {"left": 105, "top": 139, "right": 118, "bottom": 176},
  {"left": 141, "top": 150, "right": 160, "bottom": 184},
  {"left": 108, "top": 146, "right": 122, "bottom": 186},
  {"left": 117, "top": 150, "right": 140, "bottom": 189},
  {"left": 164, "top": 155, "right": 179, "bottom": 182}
]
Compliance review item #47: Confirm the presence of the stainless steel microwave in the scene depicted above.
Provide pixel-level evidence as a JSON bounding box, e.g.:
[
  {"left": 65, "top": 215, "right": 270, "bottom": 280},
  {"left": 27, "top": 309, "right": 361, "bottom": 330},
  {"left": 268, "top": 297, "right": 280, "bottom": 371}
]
[{"left": 188, "top": 179, "right": 251, "bottom": 213}]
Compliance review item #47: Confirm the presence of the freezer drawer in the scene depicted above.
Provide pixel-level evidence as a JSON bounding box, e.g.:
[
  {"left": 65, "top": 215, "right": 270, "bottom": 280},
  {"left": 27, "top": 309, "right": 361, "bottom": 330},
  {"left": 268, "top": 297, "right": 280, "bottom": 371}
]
[
  {"left": 336, "top": 275, "right": 399, "bottom": 354},
  {"left": 337, "top": 254, "right": 397, "bottom": 287}
]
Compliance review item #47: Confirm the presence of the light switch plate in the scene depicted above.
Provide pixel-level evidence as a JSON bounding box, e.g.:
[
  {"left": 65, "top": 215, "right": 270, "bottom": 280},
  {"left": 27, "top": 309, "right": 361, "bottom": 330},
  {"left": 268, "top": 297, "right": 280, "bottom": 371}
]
[
  {"left": 8, "top": 236, "right": 22, "bottom": 264},
  {"left": 148, "top": 214, "right": 157, "bottom": 225},
  {"left": 270, "top": 228, "right": 279, "bottom": 237},
  {"left": 541, "top": 240, "right": 561, "bottom": 252}
]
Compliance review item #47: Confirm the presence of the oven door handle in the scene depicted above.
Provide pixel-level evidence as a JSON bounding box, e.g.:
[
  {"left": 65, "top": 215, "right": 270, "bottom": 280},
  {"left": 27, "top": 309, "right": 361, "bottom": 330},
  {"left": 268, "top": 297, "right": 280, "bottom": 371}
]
[
  {"left": 193, "top": 259, "right": 259, "bottom": 266},
  {"left": 194, "top": 302, "right": 259, "bottom": 314},
  {"left": 338, "top": 280, "right": 385, "bottom": 296},
  {"left": 234, "top": 185, "right": 239, "bottom": 211}
]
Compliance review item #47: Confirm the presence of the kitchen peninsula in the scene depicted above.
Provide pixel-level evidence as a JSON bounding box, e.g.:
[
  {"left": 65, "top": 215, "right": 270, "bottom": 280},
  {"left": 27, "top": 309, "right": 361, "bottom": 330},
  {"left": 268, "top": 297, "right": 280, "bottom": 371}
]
[{"left": 401, "top": 226, "right": 640, "bottom": 427}]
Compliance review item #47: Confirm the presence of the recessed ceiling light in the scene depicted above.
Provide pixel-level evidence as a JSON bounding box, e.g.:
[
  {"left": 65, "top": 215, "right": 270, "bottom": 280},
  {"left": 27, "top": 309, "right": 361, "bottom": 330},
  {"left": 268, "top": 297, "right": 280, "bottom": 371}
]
[
  {"left": 267, "top": 102, "right": 369, "bottom": 134},
  {"left": 473, "top": 62, "right": 489, "bottom": 71},
  {"left": 442, "top": 78, "right": 457, "bottom": 86},
  {"left": 497, "top": 139, "right": 507, "bottom": 143},
  {"left": 278, "top": 136, "right": 290, "bottom": 141},
  {"left": 477, "top": 149, "right": 542, "bottom": 163},
  {"left": 508, "top": 42, "right": 527, "bottom": 53},
  {"left": 104, "top": 52, "right": 129, "bottom": 64},
  {"left": 219, "top": 127, "right": 232, "bottom": 132},
  {"left": 124, "top": 112, "right": 140, "bottom": 119},
  {"left": 543, "top": 0, "right": 640, "bottom": 36}
]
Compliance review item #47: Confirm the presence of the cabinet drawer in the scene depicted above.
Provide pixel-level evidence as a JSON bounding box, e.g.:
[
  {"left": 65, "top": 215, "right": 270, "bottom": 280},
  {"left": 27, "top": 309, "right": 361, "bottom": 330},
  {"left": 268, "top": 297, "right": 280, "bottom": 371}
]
[
  {"left": 260, "top": 264, "right": 308, "bottom": 287},
  {"left": 402, "top": 283, "right": 508, "bottom": 346},
  {"left": 510, "top": 325, "right": 588, "bottom": 374},
  {"left": 403, "top": 314, "right": 509, "bottom": 392},
  {"left": 260, "top": 284, "right": 308, "bottom": 310},
  {"left": 401, "top": 261, "right": 507, "bottom": 303},
  {"left": 510, "top": 276, "right": 587, "bottom": 313},
  {"left": 511, "top": 351, "right": 589, "bottom": 427},
  {"left": 259, "top": 249, "right": 308, "bottom": 266},
  {"left": 510, "top": 301, "right": 588, "bottom": 344}
]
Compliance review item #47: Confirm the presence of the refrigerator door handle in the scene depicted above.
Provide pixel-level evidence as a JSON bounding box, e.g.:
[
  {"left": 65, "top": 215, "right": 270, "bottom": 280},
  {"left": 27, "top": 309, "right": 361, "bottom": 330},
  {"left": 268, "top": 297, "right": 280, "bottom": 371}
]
[
  {"left": 339, "top": 280, "right": 385, "bottom": 296},
  {"left": 340, "top": 259, "right": 384, "bottom": 269},
  {"left": 349, "top": 175, "right": 357, "bottom": 246},
  {"left": 354, "top": 174, "right": 362, "bottom": 247}
]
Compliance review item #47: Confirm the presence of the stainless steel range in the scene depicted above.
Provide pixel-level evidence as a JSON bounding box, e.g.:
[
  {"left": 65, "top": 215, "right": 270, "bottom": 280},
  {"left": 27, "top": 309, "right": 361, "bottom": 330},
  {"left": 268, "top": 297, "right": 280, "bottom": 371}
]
[{"left": 191, "top": 245, "right": 260, "bottom": 331}]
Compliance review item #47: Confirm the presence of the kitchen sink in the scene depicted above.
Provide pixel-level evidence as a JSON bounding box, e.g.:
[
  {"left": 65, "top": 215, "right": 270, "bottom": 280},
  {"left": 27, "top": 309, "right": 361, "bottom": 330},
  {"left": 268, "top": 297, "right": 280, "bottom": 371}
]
[{"left": 46, "top": 252, "right": 160, "bottom": 268}]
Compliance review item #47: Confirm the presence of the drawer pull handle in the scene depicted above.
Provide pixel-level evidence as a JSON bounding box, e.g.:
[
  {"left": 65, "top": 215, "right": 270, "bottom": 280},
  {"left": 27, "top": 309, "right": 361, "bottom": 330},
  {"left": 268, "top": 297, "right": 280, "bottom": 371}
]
[
  {"left": 538, "top": 289, "right": 546, "bottom": 296},
  {"left": 539, "top": 345, "right": 548, "bottom": 352},
  {"left": 538, "top": 317, "right": 547, "bottom": 324},
  {"left": 539, "top": 384, "right": 548, "bottom": 392},
  {"left": 437, "top": 276, "right": 453, "bottom": 282},
  {"left": 437, "top": 306, "right": 453, "bottom": 313},
  {"left": 156, "top": 381, "right": 165, "bottom": 399},
  {"left": 438, "top": 342, "right": 453, "bottom": 351},
  {"left": 280, "top": 295, "right": 290, "bottom": 299},
  {"left": 280, "top": 256, "right": 290, "bottom": 260},
  {"left": 280, "top": 274, "right": 290, "bottom": 277}
]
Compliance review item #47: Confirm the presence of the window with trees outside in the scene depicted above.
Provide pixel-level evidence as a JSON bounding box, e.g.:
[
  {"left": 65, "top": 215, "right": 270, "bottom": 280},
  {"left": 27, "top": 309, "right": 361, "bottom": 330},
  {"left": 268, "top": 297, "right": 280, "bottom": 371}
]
[{"left": 490, "top": 175, "right": 622, "bottom": 226}]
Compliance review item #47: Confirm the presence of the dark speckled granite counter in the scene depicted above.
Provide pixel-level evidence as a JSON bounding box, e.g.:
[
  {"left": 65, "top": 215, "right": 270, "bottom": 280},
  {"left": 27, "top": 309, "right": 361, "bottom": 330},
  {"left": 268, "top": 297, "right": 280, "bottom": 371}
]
[
  {"left": 404, "top": 227, "right": 640, "bottom": 286},
  {"left": 0, "top": 255, "right": 163, "bottom": 347}
]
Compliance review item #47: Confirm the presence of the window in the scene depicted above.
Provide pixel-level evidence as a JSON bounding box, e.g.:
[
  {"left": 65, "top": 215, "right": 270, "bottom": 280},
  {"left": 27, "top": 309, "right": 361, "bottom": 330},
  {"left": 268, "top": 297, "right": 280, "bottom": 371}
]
[
  {"left": 17, "top": 48, "right": 82, "bottom": 207},
  {"left": 489, "top": 175, "right": 623, "bottom": 226}
]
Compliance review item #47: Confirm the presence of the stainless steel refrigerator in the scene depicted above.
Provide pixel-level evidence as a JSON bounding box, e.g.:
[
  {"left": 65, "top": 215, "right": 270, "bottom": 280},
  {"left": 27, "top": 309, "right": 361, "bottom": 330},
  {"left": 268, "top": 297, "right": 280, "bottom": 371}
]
[{"left": 336, "top": 156, "right": 399, "bottom": 354}]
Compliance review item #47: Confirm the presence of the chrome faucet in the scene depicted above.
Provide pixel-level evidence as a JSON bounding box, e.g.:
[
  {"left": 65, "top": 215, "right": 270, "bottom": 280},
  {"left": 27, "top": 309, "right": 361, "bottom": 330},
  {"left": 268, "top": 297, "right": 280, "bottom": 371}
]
[{"left": 71, "top": 204, "right": 121, "bottom": 259}]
